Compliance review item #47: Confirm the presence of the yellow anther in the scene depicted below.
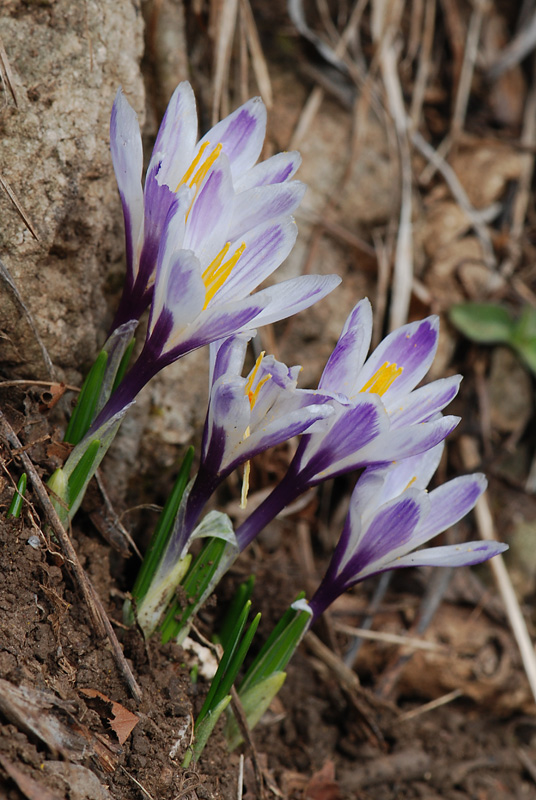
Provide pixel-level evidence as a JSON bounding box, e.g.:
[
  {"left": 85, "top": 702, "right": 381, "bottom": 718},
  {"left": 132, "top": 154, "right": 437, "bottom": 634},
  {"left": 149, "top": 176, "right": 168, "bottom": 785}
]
[
  {"left": 177, "top": 141, "right": 210, "bottom": 190},
  {"left": 404, "top": 476, "right": 417, "bottom": 491},
  {"left": 202, "top": 242, "right": 246, "bottom": 308},
  {"left": 190, "top": 143, "right": 223, "bottom": 188},
  {"left": 248, "top": 374, "right": 271, "bottom": 409},
  {"left": 360, "top": 361, "right": 403, "bottom": 397},
  {"left": 245, "top": 351, "right": 265, "bottom": 394}
]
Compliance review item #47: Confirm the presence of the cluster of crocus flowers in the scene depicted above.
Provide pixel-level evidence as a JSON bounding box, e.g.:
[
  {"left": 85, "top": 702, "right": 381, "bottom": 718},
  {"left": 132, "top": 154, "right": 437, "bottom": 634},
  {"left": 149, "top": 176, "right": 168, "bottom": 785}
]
[
  {"left": 134, "top": 333, "right": 335, "bottom": 635},
  {"left": 88, "top": 84, "right": 340, "bottom": 435},
  {"left": 54, "top": 82, "right": 340, "bottom": 522},
  {"left": 158, "top": 297, "right": 506, "bottom": 644}
]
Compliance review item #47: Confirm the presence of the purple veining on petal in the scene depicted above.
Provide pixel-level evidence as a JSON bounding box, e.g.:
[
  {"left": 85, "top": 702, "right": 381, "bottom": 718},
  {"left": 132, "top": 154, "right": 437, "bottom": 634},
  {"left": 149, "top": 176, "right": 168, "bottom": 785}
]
[
  {"left": 359, "top": 317, "right": 439, "bottom": 403},
  {"left": 228, "top": 182, "right": 306, "bottom": 242},
  {"left": 390, "top": 540, "right": 508, "bottom": 569},
  {"left": 411, "top": 474, "right": 486, "bottom": 547},
  {"left": 299, "top": 398, "right": 382, "bottom": 482},
  {"left": 319, "top": 300, "right": 373, "bottom": 395},
  {"left": 234, "top": 151, "right": 301, "bottom": 191},
  {"left": 345, "top": 494, "right": 423, "bottom": 576},
  {"left": 388, "top": 376, "right": 462, "bottom": 428},
  {"left": 168, "top": 302, "right": 265, "bottom": 360}
]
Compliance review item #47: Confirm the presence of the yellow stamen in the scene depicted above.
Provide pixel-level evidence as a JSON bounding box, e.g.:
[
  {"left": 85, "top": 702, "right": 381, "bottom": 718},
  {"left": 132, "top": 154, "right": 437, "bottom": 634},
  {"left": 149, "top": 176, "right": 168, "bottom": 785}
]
[
  {"left": 202, "top": 242, "right": 246, "bottom": 309},
  {"left": 177, "top": 141, "right": 210, "bottom": 190},
  {"left": 190, "top": 143, "right": 223, "bottom": 188},
  {"left": 404, "top": 476, "right": 417, "bottom": 491},
  {"left": 240, "top": 355, "right": 273, "bottom": 509},
  {"left": 360, "top": 361, "right": 403, "bottom": 397}
]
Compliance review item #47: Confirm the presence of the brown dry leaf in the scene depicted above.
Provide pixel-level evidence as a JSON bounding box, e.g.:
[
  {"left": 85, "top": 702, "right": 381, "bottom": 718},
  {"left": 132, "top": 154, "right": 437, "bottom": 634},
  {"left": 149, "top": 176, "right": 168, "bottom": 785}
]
[
  {"left": 79, "top": 688, "right": 139, "bottom": 745},
  {"left": 304, "top": 760, "right": 342, "bottom": 800},
  {"left": 449, "top": 142, "right": 525, "bottom": 209}
]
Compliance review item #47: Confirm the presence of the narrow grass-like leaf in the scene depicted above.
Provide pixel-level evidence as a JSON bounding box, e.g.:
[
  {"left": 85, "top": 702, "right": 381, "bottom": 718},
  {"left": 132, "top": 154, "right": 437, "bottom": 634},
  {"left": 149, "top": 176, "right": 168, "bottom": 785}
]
[
  {"left": 64, "top": 350, "right": 108, "bottom": 445},
  {"left": 197, "top": 600, "right": 252, "bottom": 725},
  {"left": 160, "top": 537, "right": 227, "bottom": 644},
  {"left": 216, "top": 576, "right": 255, "bottom": 651},
  {"left": 131, "top": 446, "right": 195, "bottom": 608},
  {"left": 67, "top": 439, "right": 100, "bottom": 508},
  {"left": 226, "top": 671, "right": 286, "bottom": 750},
  {"left": 239, "top": 598, "right": 310, "bottom": 695},
  {"left": 7, "top": 473, "right": 27, "bottom": 518},
  {"left": 182, "top": 695, "right": 231, "bottom": 768}
]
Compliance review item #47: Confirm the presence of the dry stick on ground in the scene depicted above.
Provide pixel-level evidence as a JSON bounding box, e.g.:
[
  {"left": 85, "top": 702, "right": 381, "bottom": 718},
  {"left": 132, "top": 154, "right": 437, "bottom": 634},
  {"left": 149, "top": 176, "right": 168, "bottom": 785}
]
[
  {"left": 409, "top": 0, "right": 436, "bottom": 131},
  {"left": 0, "top": 411, "right": 142, "bottom": 702},
  {"left": 499, "top": 57, "right": 536, "bottom": 279},
  {"left": 289, "top": 0, "right": 369, "bottom": 149},
  {"left": 411, "top": 130, "right": 498, "bottom": 270},
  {"left": 211, "top": 0, "right": 239, "bottom": 124},
  {"left": 420, "top": 0, "right": 485, "bottom": 184},
  {"left": 459, "top": 436, "right": 536, "bottom": 704},
  {"left": 239, "top": 0, "right": 272, "bottom": 109},
  {"left": 229, "top": 687, "right": 264, "bottom": 800}
]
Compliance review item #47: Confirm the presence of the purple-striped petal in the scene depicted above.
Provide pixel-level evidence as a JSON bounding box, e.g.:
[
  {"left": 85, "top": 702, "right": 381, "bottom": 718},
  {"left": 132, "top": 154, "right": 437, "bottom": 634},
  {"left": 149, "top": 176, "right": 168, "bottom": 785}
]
[
  {"left": 228, "top": 181, "right": 306, "bottom": 242},
  {"left": 149, "top": 249, "right": 205, "bottom": 354},
  {"left": 109, "top": 89, "right": 144, "bottom": 283},
  {"left": 358, "top": 317, "right": 439, "bottom": 404},
  {"left": 343, "top": 490, "right": 428, "bottom": 577},
  {"left": 234, "top": 151, "right": 302, "bottom": 191},
  {"left": 388, "top": 540, "right": 508, "bottom": 569},
  {"left": 356, "top": 415, "right": 460, "bottom": 467},
  {"left": 149, "top": 82, "right": 198, "bottom": 191},
  {"left": 319, "top": 299, "right": 373, "bottom": 395},
  {"left": 197, "top": 97, "right": 267, "bottom": 180},
  {"left": 184, "top": 155, "right": 235, "bottom": 265},
  {"left": 214, "top": 217, "right": 300, "bottom": 303},
  {"left": 209, "top": 334, "right": 251, "bottom": 387},
  {"left": 407, "top": 474, "right": 487, "bottom": 549},
  {"left": 248, "top": 274, "right": 342, "bottom": 327},
  {"left": 387, "top": 375, "right": 462, "bottom": 428}
]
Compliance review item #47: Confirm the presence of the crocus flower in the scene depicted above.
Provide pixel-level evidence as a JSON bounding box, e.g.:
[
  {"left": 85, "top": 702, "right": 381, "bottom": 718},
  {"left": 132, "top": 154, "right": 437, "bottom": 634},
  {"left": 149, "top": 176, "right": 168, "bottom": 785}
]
[
  {"left": 90, "top": 86, "right": 340, "bottom": 433},
  {"left": 134, "top": 334, "right": 336, "bottom": 634},
  {"left": 235, "top": 299, "right": 462, "bottom": 551},
  {"left": 308, "top": 443, "right": 508, "bottom": 619},
  {"left": 164, "top": 332, "right": 335, "bottom": 560},
  {"left": 109, "top": 82, "right": 313, "bottom": 330}
]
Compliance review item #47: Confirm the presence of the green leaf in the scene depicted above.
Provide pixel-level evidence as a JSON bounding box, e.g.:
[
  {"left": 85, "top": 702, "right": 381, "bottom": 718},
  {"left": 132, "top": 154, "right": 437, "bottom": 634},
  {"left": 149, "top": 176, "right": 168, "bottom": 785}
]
[
  {"left": 449, "top": 303, "right": 515, "bottom": 344},
  {"left": 216, "top": 576, "right": 255, "bottom": 651},
  {"left": 226, "top": 671, "right": 286, "bottom": 751},
  {"left": 239, "top": 594, "right": 309, "bottom": 695},
  {"left": 513, "top": 338, "right": 536, "bottom": 376},
  {"left": 64, "top": 350, "right": 108, "bottom": 445},
  {"left": 160, "top": 537, "right": 227, "bottom": 644},
  {"left": 7, "top": 473, "right": 27, "bottom": 518},
  {"left": 182, "top": 694, "right": 232, "bottom": 767},
  {"left": 197, "top": 600, "right": 252, "bottom": 725},
  {"left": 130, "top": 446, "right": 195, "bottom": 611},
  {"left": 67, "top": 439, "right": 100, "bottom": 508}
]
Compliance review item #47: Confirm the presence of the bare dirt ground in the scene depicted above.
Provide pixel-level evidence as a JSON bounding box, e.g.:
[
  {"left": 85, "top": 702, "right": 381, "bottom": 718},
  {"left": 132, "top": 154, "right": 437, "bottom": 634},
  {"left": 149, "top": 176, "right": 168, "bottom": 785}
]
[{"left": 1, "top": 1, "right": 536, "bottom": 798}]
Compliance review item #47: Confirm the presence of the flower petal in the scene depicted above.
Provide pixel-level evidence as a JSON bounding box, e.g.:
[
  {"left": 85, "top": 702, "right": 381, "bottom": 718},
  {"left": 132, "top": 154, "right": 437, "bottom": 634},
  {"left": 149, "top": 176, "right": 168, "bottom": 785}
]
[
  {"left": 234, "top": 151, "right": 302, "bottom": 191},
  {"left": 150, "top": 82, "right": 198, "bottom": 191},
  {"left": 407, "top": 473, "right": 487, "bottom": 549},
  {"left": 387, "top": 375, "right": 462, "bottom": 428},
  {"left": 319, "top": 299, "right": 373, "bottom": 395},
  {"left": 184, "top": 155, "right": 236, "bottom": 265},
  {"left": 209, "top": 334, "right": 251, "bottom": 387},
  {"left": 228, "top": 181, "right": 306, "bottom": 242},
  {"left": 214, "top": 216, "right": 300, "bottom": 303},
  {"left": 356, "top": 415, "right": 460, "bottom": 467},
  {"left": 248, "top": 274, "right": 343, "bottom": 327},
  {"left": 342, "top": 490, "right": 429, "bottom": 577},
  {"left": 358, "top": 317, "right": 439, "bottom": 403},
  {"left": 387, "top": 540, "right": 508, "bottom": 569},
  {"left": 110, "top": 89, "right": 144, "bottom": 283},
  {"left": 198, "top": 97, "right": 267, "bottom": 180}
]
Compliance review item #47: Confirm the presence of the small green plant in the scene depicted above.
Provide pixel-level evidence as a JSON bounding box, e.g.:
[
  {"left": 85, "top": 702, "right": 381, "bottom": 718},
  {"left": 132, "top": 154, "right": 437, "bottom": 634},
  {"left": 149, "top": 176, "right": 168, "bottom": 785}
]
[{"left": 449, "top": 302, "right": 536, "bottom": 375}]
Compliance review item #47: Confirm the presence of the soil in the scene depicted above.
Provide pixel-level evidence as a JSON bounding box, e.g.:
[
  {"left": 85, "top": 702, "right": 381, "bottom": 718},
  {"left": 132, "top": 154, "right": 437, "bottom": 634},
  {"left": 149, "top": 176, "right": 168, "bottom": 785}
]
[{"left": 2, "top": 0, "right": 536, "bottom": 799}]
